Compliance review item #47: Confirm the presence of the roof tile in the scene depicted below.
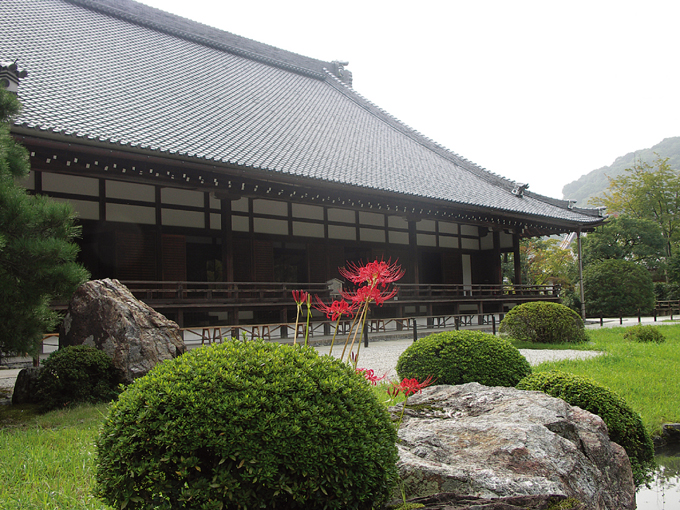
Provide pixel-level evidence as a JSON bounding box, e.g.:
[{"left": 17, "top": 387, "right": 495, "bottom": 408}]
[{"left": 1, "top": 0, "right": 602, "bottom": 225}]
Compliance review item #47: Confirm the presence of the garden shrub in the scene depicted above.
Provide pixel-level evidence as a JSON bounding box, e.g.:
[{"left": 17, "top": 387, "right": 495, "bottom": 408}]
[
  {"left": 396, "top": 330, "right": 531, "bottom": 387},
  {"left": 499, "top": 301, "right": 587, "bottom": 344},
  {"left": 95, "top": 340, "right": 398, "bottom": 510},
  {"left": 516, "top": 370, "right": 655, "bottom": 486},
  {"left": 37, "top": 345, "right": 122, "bottom": 410},
  {"left": 623, "top": 324, "right": 666, "bottom": 343}
]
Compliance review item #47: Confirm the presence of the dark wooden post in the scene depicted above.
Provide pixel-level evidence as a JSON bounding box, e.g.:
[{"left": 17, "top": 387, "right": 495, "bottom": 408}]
[{"left": 512, "top": 231, "right": 522, "bottom": 285}]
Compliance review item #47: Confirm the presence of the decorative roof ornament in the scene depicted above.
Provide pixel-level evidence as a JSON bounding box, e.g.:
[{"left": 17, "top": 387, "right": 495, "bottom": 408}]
[
  {"left": 0, "top": 60, "right": 28, "bottom": 95},
  {"left": 567, "top": 199, "right": 577, "bottom": 210},
  {"left": 330, "top": 61, "right": 352, "bottom": 87},
  {"left": 512, "top": 182, "right": 529, "bottom": 197}
]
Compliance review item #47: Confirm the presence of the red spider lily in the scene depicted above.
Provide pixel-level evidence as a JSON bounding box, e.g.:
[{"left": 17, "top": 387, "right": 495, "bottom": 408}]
[
  {"left": 341, "top": 285, "right": 398, "bottom": 307},
  {"left": 291, "top": 290, "right": 311, "bottom": 346},
  {"left": 356, "top": 368, "right": 387, "bottom": 386},
  {"left": 314, "top": 296, "right": 356, "bottom": 322},
  {"left": 339, "top": 258, "right": 404, "bottom": 288},
  {"left": 389, "top": 375, "right": 436, "bottom": 397},
  {"left": 291, "top": 290, "right": 308, "bottom": 306}
]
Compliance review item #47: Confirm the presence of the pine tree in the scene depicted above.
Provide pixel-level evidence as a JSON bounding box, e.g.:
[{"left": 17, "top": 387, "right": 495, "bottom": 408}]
[{"left": 0, "top": 87, "right": 89, "bottom": 360}]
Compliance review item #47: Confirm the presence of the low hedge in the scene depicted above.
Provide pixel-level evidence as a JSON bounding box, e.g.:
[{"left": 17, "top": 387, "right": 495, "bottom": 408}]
[
  {"left": 499, "top": 302, "right": 587, "bottom": 344},
  {"left": 623, "top": 324, "right": 666, "bottom": 343},
  {"left": 396, "top": 330, "right": 531, "bottom": 387},
  {"left": 516, "top": 370, "right": 655, "bottom": 486},
  {"left": 37, "top": 345, "right": 122, "bottom": 410}
]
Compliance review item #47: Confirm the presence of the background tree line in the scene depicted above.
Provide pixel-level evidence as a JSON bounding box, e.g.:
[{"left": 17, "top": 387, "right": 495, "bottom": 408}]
[{"left": 506, "top": 155, "right": 680, "bottom": 317}]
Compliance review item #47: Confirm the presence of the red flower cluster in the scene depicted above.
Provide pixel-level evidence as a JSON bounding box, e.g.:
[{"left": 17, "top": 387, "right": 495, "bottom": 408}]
[
  {"left": 356, "top": 368, "right": 387, "bottom": 386},
  {"left": 339, "top": 258, "right": 404, "bottom": 289},
  {"left": 341, "top": 285, "right": 398, "bottom": 307},
  {"left": 291, "top": 290, "right": 309, "bottom": 306},
  {"left": 388, "top": 375, "right": 435, "bottom": 398},
  {"left": 314, "top": 297, "right": 356, "bottom": 322}
]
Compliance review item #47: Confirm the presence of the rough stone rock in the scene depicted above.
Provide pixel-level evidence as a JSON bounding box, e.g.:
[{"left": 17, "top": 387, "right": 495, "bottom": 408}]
[
  {"left": 654, "top": 423, "right": 680, "bottom": 448},
  {"left": 12, "top": 366, "right": 43, "bottom": 405},
  {"left": 391, "top": 383, "right": 635, "bottom": 510},
  {"left": 59, "top": 279, "right": 185, "bottom": 383},
  {"left": 387, "top": 492, "right": 585, "bottom": 510}
]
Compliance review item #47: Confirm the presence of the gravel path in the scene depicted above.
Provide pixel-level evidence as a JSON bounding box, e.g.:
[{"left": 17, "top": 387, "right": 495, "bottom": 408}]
[
  {"left": 315, "top": 339, "right": 601, "bottom": 381},
  {"left": 0, "top": 341, "right": 601, "bottom": 398}
]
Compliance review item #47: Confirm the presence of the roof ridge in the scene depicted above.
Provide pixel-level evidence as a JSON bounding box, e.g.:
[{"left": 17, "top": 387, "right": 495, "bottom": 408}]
[{"left": 64, "top": 0, "right": 329, "bottom": 80}]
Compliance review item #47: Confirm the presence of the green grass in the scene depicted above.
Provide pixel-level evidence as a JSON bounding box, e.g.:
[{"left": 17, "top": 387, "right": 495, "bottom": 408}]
[
  {"left": 0, "top": 403, "right": 111, "bottom": 510},
  {"left": 526, "top": 323, "right": 680, "bottom": 436}
]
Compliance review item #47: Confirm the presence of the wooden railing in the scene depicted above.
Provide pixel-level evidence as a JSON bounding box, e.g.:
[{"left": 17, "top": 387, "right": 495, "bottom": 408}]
[
  {"left": 119, "top": 281, "right": 333, "bottom": 305},
  {"left": 117, "top": 281, "right": 561, "bottom": 305},
  {"left": 178, "top": 312, "right": 505, "bottom": 346},
  {"left": 656, "top": 300, "right": 680, "bottom": 316},
  {"left": 396, "top": 283, "right": 560, "bottom": 300}
]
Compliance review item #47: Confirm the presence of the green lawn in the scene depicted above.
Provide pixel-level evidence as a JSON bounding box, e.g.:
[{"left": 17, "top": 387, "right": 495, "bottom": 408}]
[
  {"left": 515, "top": 322, "right": 680, "bottom": 436},
  {"left": 2, "top": 323, "right": 679, "bottom": 508},
  {"left": 0, "top": 403, "right": 111, "bottom": 509}
]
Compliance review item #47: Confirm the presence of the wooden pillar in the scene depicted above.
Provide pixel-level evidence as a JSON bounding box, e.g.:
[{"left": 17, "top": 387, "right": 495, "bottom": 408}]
[
  {"left": 155, "top": 186, "right": 163, "bottom": 280},
  {"left": 221, "top": 198, "right": 234, "bottom": 282},
  {"left": 513, "top": 231, "right": 522, "bottom": 285},
  {"left": 493, "top": 230, "right": 502, "bottom": 284},
  {"left": 408, "top": 219, "right": 419, "bottom": 284},
  {"left": 577, "top": 229, "right": 585, "bottom": 321}
]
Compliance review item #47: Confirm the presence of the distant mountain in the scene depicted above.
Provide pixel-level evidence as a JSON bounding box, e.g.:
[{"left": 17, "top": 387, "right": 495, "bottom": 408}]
[{"left": 561, "top": 137, "right": 680, "bottom": 206}]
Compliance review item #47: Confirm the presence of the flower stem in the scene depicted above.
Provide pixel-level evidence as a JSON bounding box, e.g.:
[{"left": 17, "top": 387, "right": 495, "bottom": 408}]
[
  {"left": 346, "top": 302, "right": 368, "bottom": 368},
  {"left": 304, "top": 295, "right": 311, "bottom": 347},
  {"left": 293, "top": 305, "right": 301, "bottom": 346},
  {"left": 328, "top": 319, "right": 340, "bottom": 356},
  {"left": 340, "top": 312, "right": 360, "bottom": 362},
  {"left": 353, "top": 305, "right": 370, "bottom": 368}
]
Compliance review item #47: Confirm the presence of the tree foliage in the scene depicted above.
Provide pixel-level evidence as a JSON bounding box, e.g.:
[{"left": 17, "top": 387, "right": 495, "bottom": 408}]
[
  {"left": 583, "top": 259, "right": 655, "bottom": 317},
  {"left": 0, "top": 88, "right": 89, "bottom": 359},
  {"left": 581, "top": 216, "right": 666, "bottom": 269},
  {"left": 516, "top": 238, "right": 577, "bottom": 288},
  {"left": 591, "top": 155, "right": 680, "bottom": 259}
]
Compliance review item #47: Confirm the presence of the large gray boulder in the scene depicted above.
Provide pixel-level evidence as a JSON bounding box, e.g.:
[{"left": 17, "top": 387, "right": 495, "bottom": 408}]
[
  {"left": 11, "top": 366, "right": 43, "bottom": 405},
  {"left": 391, "top": 383, "right": 635, "bottom": 510},
  {"left": 59, "top": 279, "right": 185, "bottom": 383},
  {"left": 387, "top": 493, "right": 585, "bottom": 510}
]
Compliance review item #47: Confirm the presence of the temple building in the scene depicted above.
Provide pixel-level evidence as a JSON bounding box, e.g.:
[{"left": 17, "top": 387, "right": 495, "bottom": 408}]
[{"left": 1, "top": 0, "right": 604, "bottom": 328}]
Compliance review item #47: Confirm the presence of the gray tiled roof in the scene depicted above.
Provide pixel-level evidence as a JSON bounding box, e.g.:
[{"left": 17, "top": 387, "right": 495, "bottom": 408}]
[{"left": 1, "top": 0, "right": 602, "bottom": 225}]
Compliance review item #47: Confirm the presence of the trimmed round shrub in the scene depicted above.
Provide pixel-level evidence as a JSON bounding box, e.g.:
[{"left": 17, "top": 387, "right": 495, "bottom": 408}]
[
  {"left": 516, "top": 370, "right": 654, "bottom": 486},
  {"left": 95, "top": 340, "right": 398, "bottom": 510},
  {"left": 396, "top": 330, "right": 531, "bottom": 387},
  {"left": 499, "top": 301, "right": 587, "bottom": 344},
  {"left": 583, "top": 259, "right": 655, "bottom": 317},
  {"left": 37, "top": 345, "right": 122, "bottom": 410},
  {"left": 623, "top": 324, "right": 666, "bottom": 343}
]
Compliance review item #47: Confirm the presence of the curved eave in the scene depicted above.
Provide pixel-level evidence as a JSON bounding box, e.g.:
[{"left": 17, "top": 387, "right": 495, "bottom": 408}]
[{"left": 13, "top": 126, "right": 607, "bottom": 235}]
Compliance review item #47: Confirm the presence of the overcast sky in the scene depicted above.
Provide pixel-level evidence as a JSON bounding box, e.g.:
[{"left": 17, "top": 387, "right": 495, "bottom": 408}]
[{"left": 139, "top": 0, "right": 680, "bottom": 201}]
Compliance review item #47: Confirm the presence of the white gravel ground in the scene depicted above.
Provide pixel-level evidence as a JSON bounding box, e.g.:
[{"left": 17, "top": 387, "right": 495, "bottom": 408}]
[{"left": 314, "top": 339, "right": 601, "bottom": 381}]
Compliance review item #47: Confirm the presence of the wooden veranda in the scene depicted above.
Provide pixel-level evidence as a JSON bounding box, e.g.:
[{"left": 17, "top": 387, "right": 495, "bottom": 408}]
[{"left": 60, "top": 281, "right": 561, "bottom": 328}]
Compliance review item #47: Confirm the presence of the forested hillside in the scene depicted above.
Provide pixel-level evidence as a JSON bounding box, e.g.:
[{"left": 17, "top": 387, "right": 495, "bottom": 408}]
[{"left": 561, "top": 137, "right": 680, "bottom": 205}]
